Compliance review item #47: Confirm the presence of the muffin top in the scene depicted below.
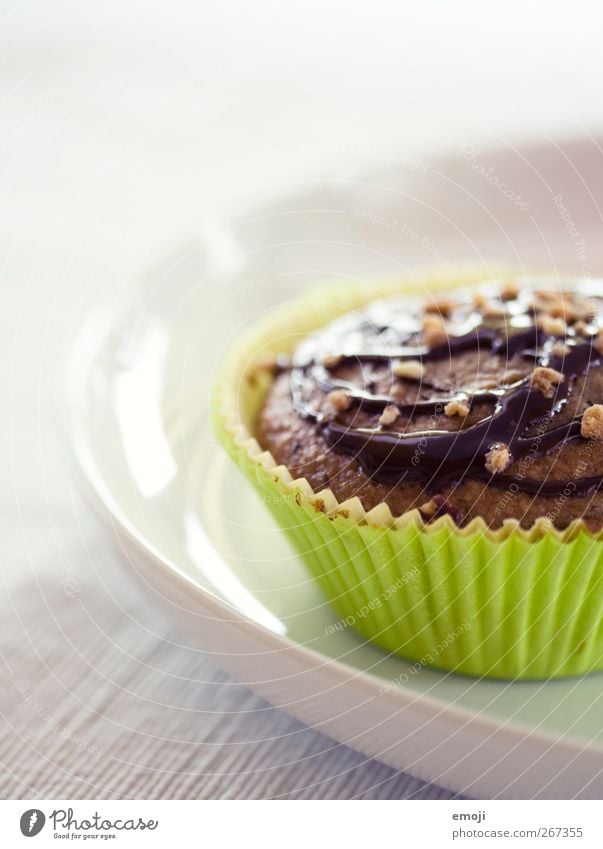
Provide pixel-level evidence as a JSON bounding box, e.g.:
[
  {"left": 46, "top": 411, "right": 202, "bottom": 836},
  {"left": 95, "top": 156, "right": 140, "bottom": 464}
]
[{"left": 258, "top": 280, "right": 603, "bottom": 529}]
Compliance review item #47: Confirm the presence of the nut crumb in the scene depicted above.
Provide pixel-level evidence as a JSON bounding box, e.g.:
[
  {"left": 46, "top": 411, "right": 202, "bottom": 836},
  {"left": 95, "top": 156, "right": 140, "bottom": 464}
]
[
  {"left": 424, "top": 298, "right": 455, "bottom": 317},
  {"left": 444, "top": 399, "right": 470, "bottom": 418},
  {"left": 418, "top": 499, "right": 437, "bottom": 518},
  {"left": 530, "top": 366, "right": 564, "bottom": 398},
  {"left": 394, "top": 359, "right": 425, "bottom": 380},
  {"left": 551, "top": 341, "right": 570, "bottom": 357},
  {"left": 585, "top": 298, "right": 598, "bottom": 316},
  {"left": 581, "top": 404, "right": 603, "bottom": 440},
  {"left": 535, "top": 294, "right": 598, "bottom": 323},
  {"left": 484, "top": 302, "right": 506, "bottom": 318},
  {"left": 570, "top": 299, "right": 599, "bottom": 322},
  {"left": 584, "top": 299, "right": 598, "bottom": 320},
  {"left": 477, "top": 378, "right": 499, "bottom": 390},
  {"left": 537, "top": 315, "right": 567, "bottom": 336},
  {"left": 485, "top": 442, "right": 512, "bottom": 474},
  {"left": 572, "top": 320, "right": 593, "bottom": 337},
  {"left": 327, "top": 389, "right": 352, "bottom": 412},
  {"left": 535, "top": 289, "right": 560, "bottom": 302},
  {"left": 379, "top": 404, "right": 399, "bottom": 426},
  {"left": 422, "top": 314, "right": 448, "bottom": 347},
  {"left": 322, "top": 354, "right": 343, "bottom": 369},
  {"left": 473, "top": 291, "right": 505, "bottom": 318},
  {"left": 472, "top": 291, "right": 490, "bottom": 310},
  {"left": 547, "top": 300, "right": 572, "bottom": 320},
  {"left": 502, "top": 369, "right": 525, "bottom": 384},
  {"left": 529, "top": 290, "right": 597, "bottom": 324},
  {"left": 500, "top": 281, "right": 520, "bottom": 301}
]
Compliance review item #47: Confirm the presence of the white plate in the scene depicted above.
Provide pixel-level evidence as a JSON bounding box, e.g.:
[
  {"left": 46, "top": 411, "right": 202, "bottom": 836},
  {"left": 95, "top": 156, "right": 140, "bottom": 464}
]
[{"left": 67, "top": 159, "right": 603, "bottom": 799}]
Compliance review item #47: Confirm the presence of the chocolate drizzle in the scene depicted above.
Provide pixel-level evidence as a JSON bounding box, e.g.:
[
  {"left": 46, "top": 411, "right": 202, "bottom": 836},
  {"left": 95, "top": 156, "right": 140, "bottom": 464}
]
[{"left": 288, "top": 283, "right": 603, "bottom": 496}]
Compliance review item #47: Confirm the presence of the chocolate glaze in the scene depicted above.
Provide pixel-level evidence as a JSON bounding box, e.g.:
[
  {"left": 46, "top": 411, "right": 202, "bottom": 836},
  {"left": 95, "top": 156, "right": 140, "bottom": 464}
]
[{"left": 288, "top": 284, "right": 603, "bottom": 496}]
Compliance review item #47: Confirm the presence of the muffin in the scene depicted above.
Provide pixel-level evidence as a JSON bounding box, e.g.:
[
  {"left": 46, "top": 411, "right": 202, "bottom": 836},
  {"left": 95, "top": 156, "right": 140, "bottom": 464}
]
[{"left": 214, "top": 275, "right": 603, "bottom": 679}]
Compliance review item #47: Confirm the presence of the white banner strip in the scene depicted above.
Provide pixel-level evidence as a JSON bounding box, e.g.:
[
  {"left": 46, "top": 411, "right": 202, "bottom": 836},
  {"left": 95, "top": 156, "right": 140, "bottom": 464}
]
[{"left": 0, "top": 800, "right": 601, "bottom": 848}]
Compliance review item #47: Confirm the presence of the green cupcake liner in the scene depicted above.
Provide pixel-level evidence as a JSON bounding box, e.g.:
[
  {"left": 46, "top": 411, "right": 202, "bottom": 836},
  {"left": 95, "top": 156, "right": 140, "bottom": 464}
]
[{"left": 212, "top": 273, "right": 603, "bottom": 679}]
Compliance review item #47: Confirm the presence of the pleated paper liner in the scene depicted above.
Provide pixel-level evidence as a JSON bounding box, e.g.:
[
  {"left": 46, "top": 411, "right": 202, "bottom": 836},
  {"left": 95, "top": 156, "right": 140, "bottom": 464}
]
[{"left": 212, "top": 273, "right": 603, "bottom": 679}]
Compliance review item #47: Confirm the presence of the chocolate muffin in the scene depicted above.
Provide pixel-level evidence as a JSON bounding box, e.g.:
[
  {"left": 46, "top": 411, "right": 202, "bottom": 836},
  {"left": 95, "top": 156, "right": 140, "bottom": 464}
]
[
  {"left": 215, "top": 275, "right": 603, "bottom": 677},
  {"left": 258, "top": 281, "right": 603, "bottom": 530}
]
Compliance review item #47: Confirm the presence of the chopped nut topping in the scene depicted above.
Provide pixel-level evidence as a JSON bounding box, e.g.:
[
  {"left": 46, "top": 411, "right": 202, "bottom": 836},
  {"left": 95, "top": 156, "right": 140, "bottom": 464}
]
[
  {"left": 476, "top": 378, "right": 499, "bottom": 390},
  {"left": 422, "top": 314, "right": 448, "bottom": 347},
  {"left": 484, "top": 302, "right": 507, "bottom": 318},
  {"left": 485, "top": 442, "right": 512, "bottom": 474},
  {"left": 572, "top": 320, "right": 592, "bottom": 337},
  {"left": 500, "top": 281, "right": 520, "bottom": 301},
  {"left": 322, "top": 354, "right": 343, "bottom": 369},
  {"left": 584, "top": 299, "right": 598, "bottom": 320},
  {"left": 528, "top": 296, "right": 546, "bottom": 315},
  {"left": 581, "top": 404, "right": 603, "bottom": 440},
  {"left": 418, "top": 499, "right": 438, "bottom": 518},
  {"left": 444, "top": 399, "right": 470, "bottom": 418},
  {"left": 529, "top": 290, "right": 599, "bottom": 324},
  {"left": 537, "top": 315, "right": 567, "bottom": 337},
  {"left": 530, "top": 295, "right": 560, "bottom": 316},
  {"left": 393, "top": 359, "right": 425, "bottom": 380},
  {"left": 424, "top": 298, "right": 455, "bottom": 317},
  {"left": 530, "top": 366, "right": 564, "bottom": 399},
  {"left": 551, "top": 341, "right": 570, "bottom": 357},
  {"left": 535, "top": 289, "right": 560, "bottom": 302},
  {"left": 535, "top": 294, "right": 598, "bottom": 323},
  {"left": 570, "top": 299, "right": 599, "bottom": 322},
  {"left": 472, "top": 291, "right": 490, "bottom": 311},
  {"left": 327, "top": 389, "right": 352, "bottom": 412},
  {"left": 502, "top": 369, "right": 525, "bottom": 384},
  {"left": 547, "top": 300, "right": 572, "bottom": 320},
  {"left": 473, "top": 291, "right": 506, "bottom": 318},
  {"left": 379, "top": 404, "right": 399, "bottom": 426}
]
